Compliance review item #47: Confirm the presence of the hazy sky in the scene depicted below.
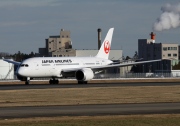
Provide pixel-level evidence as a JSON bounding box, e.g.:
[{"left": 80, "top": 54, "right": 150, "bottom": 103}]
[{"left": 0, "top": 0, "right": 180, "bottom": 57}]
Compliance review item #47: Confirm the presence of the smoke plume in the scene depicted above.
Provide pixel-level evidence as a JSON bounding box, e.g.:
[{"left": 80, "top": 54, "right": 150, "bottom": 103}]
[{"left": 153, "top": 3, "right": 180, "bottom": 31}]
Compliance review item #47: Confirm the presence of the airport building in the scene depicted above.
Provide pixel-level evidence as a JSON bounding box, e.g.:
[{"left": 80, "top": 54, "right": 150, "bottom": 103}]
[
  {"left": 39, "top": 29, "right": 75, "bottom": 57},
  {"left": 138, "top": 32, "right": 179, "bottom": 73},
  {"left": 138, "top": 32, "right": 179, "bottom": 61},
  {"left": 0, "top": 59, "right": 14, "bottom": 79}
]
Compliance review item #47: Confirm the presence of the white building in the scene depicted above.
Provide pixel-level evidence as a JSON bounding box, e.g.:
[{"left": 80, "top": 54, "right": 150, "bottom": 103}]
[{"left": 0, "top": 59, "right": 14, "bottom": 79}]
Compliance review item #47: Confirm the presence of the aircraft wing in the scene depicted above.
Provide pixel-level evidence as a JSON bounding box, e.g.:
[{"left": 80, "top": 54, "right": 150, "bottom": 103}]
[
  {"left": 91, "top": 59, "right": 163, "bottom": 70},
  {"left": 62, "top": 59, "right": 163, "bottom": 73},
  {"left": 2, "top": 58, "right": 21, "bottom": 66}
]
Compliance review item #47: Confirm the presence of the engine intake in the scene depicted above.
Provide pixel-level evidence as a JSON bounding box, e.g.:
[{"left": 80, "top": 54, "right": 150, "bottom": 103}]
[{"left": 75, "top": 68, "right": 94, "bottom": 81}]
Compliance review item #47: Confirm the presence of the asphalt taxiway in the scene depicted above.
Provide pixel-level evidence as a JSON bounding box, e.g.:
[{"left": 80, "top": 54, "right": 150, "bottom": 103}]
[{"left": 0, "top": 103, "right": 180, "bottom": 119}]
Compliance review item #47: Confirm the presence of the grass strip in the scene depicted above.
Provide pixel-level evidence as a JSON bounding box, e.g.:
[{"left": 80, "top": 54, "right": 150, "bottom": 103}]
[
  {"left": 0, "top": 114, "right": 180, "bottom": 126},
  {"left": 0, "top": 86, "right": 179, "bottom": 107}
]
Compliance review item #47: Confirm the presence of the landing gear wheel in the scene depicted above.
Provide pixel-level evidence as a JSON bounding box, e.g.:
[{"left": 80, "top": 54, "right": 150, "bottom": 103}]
[
  {"left": 49, "top": 79, "right": 59, "bottom": 84},
  {"left": 55, "top": 79, "right": 59, "bottom": 84},
  {"left": 25, "top": 80, "right": 30, "bottom": 85},
  {"left": 49, "top": 80, "right": 52, "bottom": 84},
  {"left": 78, "top": 81, "right": 88, "bottom": 84}
]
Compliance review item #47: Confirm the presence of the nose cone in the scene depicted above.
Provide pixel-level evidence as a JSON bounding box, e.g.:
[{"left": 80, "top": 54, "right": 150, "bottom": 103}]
[{"left": 17, "top": 68, "right": 26, "bottom": 77}]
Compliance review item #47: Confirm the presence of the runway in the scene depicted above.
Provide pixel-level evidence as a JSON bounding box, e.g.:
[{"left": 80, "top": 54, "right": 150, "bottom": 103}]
[
  {"left": 0, "top": 103, "right": 180, "bottom": 118},
  {"left": 0, "top": 82, "right": 180, "bottom": 90}
]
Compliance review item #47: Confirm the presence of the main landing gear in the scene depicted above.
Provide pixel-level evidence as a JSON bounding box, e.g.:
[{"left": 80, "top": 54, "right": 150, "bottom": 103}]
[
  {"left": 25, "top": 80, "right": 30, "bottom": 85},
  {"left": 49, "top": 78, "right": 59, "bottom": 84}
]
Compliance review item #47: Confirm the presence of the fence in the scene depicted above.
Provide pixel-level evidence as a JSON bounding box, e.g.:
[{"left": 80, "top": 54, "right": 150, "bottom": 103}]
[{"left": 94, "top": 72, "right": 177, "bottom": 79}]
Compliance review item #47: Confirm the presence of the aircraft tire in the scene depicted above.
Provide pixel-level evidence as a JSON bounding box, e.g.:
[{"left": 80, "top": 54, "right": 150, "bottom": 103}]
[
  {"left": 49, "top": 79, "right": 53, "bottom": 84},
  {"left": 55, "top": 80, "right": 59, "bottom": 84},
  {"left": 25, "top": 80, "right": 30, "bottom": 85},
  {"left": 49, "top": 79, "right": 59, "bottom": 84},
  {"left": 78, "top": 81, "right": 88, "bottom": 84}
]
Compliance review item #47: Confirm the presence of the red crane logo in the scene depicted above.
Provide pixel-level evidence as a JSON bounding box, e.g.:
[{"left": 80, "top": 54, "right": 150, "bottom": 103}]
[{"left": 104, "top": 40, "right": 110, "bottom": 54}]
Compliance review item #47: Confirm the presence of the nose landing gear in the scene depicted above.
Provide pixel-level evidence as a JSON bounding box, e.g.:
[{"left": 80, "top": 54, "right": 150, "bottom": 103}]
[{"left": 25, "top": 77, "right": 30, "bottom": 85}]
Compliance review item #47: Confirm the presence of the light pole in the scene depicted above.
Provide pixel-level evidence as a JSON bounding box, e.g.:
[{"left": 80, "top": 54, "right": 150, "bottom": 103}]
[
  {"left": 149, "top": 65, "right": 151, "bottom": 73},
  {"left": 162, "top": 63, "right": 163, "bottom": 75}
]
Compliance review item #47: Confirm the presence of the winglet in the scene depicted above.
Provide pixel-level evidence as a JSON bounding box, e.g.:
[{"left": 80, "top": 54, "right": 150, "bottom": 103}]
[{"left": 96, "top": 28, "right": 114, "bottom": 59}]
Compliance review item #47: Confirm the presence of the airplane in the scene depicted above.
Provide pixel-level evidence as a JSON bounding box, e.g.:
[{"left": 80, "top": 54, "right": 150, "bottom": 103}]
[{"left": 3, "top": 28, "right": 164, "bottom": 85}]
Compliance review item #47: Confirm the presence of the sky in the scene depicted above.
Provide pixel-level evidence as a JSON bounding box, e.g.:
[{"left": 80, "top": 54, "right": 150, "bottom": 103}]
[{"left": 0, "top": 0, "right": 180, "bottom": 57}]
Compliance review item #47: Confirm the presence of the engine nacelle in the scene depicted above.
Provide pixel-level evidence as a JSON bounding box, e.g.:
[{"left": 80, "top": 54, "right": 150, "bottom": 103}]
[{"left": 75, "top": 68, "right": 94, "bottom": 81}]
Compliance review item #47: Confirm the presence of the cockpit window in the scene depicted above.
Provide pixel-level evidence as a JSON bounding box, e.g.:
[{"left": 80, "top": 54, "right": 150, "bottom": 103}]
[
  {"left": 20, "top": 64, "right": 29, "bottom": 67},
  {"left": 20, "top": 64, "right": 25, "bottom": 67}
]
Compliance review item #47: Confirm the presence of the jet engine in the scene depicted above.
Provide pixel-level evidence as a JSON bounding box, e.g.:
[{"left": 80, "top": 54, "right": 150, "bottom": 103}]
[{"left": 75, "top": 68, "right": 94, "bottom": 81}]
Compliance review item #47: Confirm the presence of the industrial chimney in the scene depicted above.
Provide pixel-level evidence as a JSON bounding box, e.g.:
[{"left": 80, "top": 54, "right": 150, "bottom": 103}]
[
  {"left": 150, "top": 32, "right": 156, "bottom": 43},
  {"left": 97, "top": 28, "right": 101, "bottom": 49}
]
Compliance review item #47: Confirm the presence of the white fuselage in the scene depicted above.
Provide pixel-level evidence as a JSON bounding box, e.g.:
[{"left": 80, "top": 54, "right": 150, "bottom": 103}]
[{"left": 17, "top": 57, "right": 113, "bottom": 78}]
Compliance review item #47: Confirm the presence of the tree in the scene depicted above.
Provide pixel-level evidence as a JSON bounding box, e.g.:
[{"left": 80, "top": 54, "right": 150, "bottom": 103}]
[
  {"left": 10, "top": 51, "right": 36, "bottom": 62},
  {"left": 0, "top": 52, "right": 10, "bottom": 58},
  {"left": 125, "top": 56, "right": 131, "bottom": 60},
  {"left": 133, "top": 51, "right": 138, "bottom": 60},
  {"left": 172, "top": 61, "right": 180, "bottom": 70}
]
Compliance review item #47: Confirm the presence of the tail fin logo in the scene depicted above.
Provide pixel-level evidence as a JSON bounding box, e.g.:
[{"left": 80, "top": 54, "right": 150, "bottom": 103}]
[{"left": 104, "top": 40, "right": 110, "bottom": 54}]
